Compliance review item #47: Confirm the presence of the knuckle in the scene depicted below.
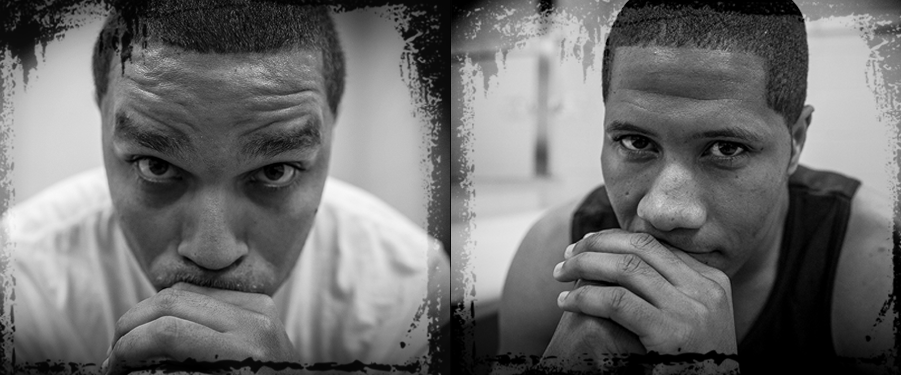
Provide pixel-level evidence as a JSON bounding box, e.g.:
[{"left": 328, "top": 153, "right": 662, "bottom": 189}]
[
  {"left": 155, "top": 316, "right": 182, "bottom": 344},
  {"left": 609, "top": 287, "right": 630, "bottom": 313},
  {"left": 707, "top": 283, "right": 727, "bottom": 301},
  {"left": 567, "top": 254, "right": 589, "bottom": 280},
  {"left": 579, "top": 232, "right": 599, "bottom": 248},
  {"left": 618, "top": 253, "right": 645, "bottom": 275},
  {"left": 153, "top": 289, "right": 181, "bottom": 312},
  {"left": 570, "top": 286, "right": 587, "bottom": 306},
  {"left": 629, "top": 232, "right": 657, "bottom": 251}
]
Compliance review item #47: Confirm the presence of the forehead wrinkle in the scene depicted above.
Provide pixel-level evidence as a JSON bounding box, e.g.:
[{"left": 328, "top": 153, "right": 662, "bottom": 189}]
[
  {"left": 242, "top": 91, "right": 325, "bottom": 116},
  {"left": 126, "top": 44, "right": 324, "bottom": 96},
  {"left": 116, "top": 43, "right": 329, "bottom": 122}
]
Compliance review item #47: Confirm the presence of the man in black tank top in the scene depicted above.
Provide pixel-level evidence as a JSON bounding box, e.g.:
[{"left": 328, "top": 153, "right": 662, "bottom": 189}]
[{"left": 499, "top": 1, "right": 897, "bottom": 374}]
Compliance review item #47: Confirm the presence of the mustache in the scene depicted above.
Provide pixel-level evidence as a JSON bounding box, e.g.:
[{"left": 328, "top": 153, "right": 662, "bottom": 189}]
[{"left": 155, "top": 272, "right": 267, "bottom": 294}]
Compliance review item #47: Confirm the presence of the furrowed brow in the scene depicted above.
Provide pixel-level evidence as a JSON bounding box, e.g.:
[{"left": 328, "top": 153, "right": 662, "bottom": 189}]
[
  {"left": 607, "top": 121, "right": 766, "bottom": 144},
  {"left": 114, "top": 112, "right": 192, "bottom": 157},
  {"left": 241, "top": 122, "right": 322, "bottom": 159}
]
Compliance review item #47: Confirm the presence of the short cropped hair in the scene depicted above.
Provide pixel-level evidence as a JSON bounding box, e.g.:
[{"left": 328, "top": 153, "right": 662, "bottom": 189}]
[
  {"left": 92, "top": 0, "right": 346, "bottom": 115},
  {"left": 602, "top": 0, "right": 808, "bottom": 127}
]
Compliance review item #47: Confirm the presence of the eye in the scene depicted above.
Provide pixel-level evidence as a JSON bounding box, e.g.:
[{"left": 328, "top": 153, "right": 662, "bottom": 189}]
[
  {"left": 251, "top": 164, "right": 298, "bottom": 187},
  {"left": 135, "top": 157, "right": 180, "bottom": 181},
  {"left": 708, "top": 141, "right": 746, "bottom": 158},
  {"left": 619, "top": 135, "right": 653, "bottom": 151}
]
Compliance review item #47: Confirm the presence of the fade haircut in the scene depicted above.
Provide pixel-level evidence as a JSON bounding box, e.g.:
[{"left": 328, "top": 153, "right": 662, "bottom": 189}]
[
  {"left": 602, "top": 0, "right": 808, "bottom": 127},
  {"left": 92, "top": 0, "right": 346, "bottom": 115}
]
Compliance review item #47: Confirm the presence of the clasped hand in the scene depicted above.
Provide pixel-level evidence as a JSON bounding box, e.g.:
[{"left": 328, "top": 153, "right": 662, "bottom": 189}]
[
  {"left": 103, "top": 282, "right": 298, "bottom": 375},
  {"left": 543, "top": 229, "right": 738, "bottom": 371}
]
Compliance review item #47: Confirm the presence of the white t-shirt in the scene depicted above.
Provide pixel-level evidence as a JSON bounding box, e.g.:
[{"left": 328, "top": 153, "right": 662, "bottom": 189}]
[{"left": 5, "top": 167, "right": 446, "bottom": 366}]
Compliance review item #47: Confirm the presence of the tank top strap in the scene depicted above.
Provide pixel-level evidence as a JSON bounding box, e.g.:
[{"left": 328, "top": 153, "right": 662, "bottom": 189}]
[
  {"left": 788, "top": 165, "right": 860, "bottom": 199},
  {"left": 738, "top": 165, "right": 859, "bottom": 372}
]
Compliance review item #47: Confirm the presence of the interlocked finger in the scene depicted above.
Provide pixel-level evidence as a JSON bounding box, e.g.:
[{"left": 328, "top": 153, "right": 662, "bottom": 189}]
[
  {"left": 107, "top": 316, "right": 250, "bottom": 375},
  {"left": 554, "top": 252, "right": 681, "bottom": 307},
  {"left": 557, "top": 283, "right": 669, "bottom": 343}
]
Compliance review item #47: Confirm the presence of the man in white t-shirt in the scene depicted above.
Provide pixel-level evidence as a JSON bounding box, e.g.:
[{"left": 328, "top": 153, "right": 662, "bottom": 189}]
[{"left": 4, "top": 1, "right": 448, "bottom": 373}]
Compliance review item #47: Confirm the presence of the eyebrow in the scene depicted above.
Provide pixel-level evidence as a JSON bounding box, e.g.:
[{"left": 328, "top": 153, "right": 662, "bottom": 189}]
[
  {"left": 606, "top": 121, "right": 658, "bottom": 137},
  {"left": 691, "top": 128, "right": 766, "bottom": 144},
  {"left": 240, "top": 121, "right": 322, "bottom": 159},
  {"left": 114, "top": 112, "right": 193, "bottom": 157},
  {"left": 606, "top": 121, "right": 766, "bottom": 144}
]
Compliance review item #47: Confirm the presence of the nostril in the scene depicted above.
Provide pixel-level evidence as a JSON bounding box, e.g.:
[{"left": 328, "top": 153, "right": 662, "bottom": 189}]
[{"left": 177, "top": 237, "right": 248, "bottom": 271}]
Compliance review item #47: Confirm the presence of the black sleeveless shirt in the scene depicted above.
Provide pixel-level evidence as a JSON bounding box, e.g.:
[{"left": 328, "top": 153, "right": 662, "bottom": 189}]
[{"left": 570, "top": 165, "right": 860, "bottom": 373}]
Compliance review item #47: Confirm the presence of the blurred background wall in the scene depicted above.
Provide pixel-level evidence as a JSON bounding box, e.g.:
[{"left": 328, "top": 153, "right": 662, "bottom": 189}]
[
  {"left": 8, "top": 7, "right": 432, "bottom": 234},
  {"left": 453, "top": 0, "right": 901, "bottom": 358}
]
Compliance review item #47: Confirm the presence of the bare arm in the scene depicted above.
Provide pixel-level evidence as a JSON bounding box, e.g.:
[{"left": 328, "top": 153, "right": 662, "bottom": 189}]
[
  {"left": 832, "top": 184, "right": 898, "bottom": 374},
  {"left": 497, "top": 200, "right": 580, "bottom": 356}
]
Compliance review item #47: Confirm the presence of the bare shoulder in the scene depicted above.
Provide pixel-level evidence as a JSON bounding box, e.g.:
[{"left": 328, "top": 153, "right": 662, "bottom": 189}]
[
  {"left": 497, "top": 199, "right": 582, "bottom": 357},
  {"left": 832, "top": 183, "right": 897, "bottom": 365}
]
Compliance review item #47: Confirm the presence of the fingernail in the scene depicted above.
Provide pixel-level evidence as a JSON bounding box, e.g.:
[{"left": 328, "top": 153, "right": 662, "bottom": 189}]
[
  {"left": 553, "top": 261, "right": 564, "bottom": 277},
  {"left": 101, "top": 358, "right": 109, "bottom": 373},
  {"left": 582, "top": 231, "right": 596, "bottom": 239},
  {"left": 564, "top": 243, "right": 575, "bottom": 259},
  {"left": 106, "top": 344, "right": 111, "bottom": 356},
  {"left": 557, "top": 291, "right": 569, "bottom": 306}
]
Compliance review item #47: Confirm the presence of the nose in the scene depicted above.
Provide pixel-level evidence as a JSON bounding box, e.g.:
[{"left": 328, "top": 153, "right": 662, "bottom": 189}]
[
  {"left": 178, "top": 187, "right": 248, "bottom": 271},
  {"left": 636, "top": 162, "right": 707, "bottom": 232}
]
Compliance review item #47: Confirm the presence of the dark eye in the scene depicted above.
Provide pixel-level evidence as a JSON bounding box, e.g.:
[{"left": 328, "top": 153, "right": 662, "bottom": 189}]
[
  {"left": 709, "top": 142, "right": 746, "bottom": 157},
  {"left": 135, "top": 157, "right": 180, "bottom": 180},
  {"left": 620, "top": 135, "right": 652, "bottom": 151},
  {"left": 251, "top": 164, "right": 297, "bottom": 187}
]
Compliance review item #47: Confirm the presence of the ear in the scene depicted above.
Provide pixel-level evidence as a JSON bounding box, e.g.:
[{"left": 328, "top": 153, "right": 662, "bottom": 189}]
[{"left": 786, "top": 105, "right": 814, "bottom": 175}]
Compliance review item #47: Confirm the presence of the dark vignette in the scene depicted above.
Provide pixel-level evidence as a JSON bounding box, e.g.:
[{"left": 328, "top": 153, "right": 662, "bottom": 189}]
[
  {"left": 451, "top": 0, "right": 901, "bottom": 374},
  {"left": 0, "top": 0, "right": 449, "bottom": 374}
]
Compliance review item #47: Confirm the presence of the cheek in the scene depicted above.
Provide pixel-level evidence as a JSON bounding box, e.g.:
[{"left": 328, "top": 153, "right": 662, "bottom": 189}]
[
  {"left": 707, "top": 167, "right": 787, "bottom": 241},
  {"left": 601, "top": 148, "right": 643, "bottom": 226},
  {"left": 245, "top": 179, "right": 325, "bottom": 267},
  {"left": 110, "top": 186, "right": 179, "bottom": 269},
  {"left": 247, "top": 204, "right": 317, "bottom": 264}
]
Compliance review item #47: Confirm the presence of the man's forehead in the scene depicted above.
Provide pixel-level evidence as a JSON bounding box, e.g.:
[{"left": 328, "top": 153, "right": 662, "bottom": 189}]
[
  {"left": 111, "top": 42, "right": 326, "bottom": 95},
  {"left": 101, "top": 42, "right": 330, "bottom": 126},
  {"left": 605, "top": 46, "right": 784, "bottom": 135},
  {"left": 609, "top": 46, "right": 767, "bottom": 103}
]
